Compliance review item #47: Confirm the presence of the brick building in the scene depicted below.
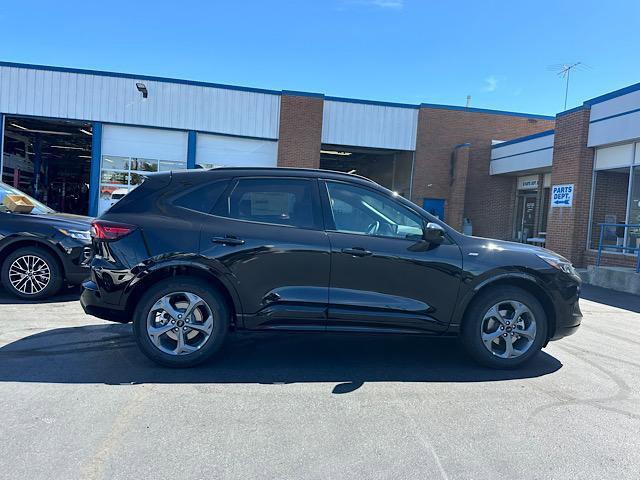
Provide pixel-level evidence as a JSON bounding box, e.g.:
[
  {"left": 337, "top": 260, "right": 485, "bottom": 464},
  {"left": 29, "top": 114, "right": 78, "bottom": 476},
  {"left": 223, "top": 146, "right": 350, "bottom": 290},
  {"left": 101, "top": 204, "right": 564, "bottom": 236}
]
[
  {"left": 489, "top": 84, "right": 640, "bottom": 268},
  {"left": 1, "top": 61, "right": 639, "bottom": 268}
]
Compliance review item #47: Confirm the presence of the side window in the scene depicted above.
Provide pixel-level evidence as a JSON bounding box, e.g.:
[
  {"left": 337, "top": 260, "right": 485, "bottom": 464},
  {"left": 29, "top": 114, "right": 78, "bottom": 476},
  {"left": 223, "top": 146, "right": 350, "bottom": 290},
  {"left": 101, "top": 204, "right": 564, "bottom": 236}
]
[
  {"left": 172, "top": 180, "right": 229, "bottom": 213},
  {"left": 219, "top": 178, "right": 320, "bottom": 229},
  {"left": 326, "top": 181, "right": 424, "bottom": 239}
]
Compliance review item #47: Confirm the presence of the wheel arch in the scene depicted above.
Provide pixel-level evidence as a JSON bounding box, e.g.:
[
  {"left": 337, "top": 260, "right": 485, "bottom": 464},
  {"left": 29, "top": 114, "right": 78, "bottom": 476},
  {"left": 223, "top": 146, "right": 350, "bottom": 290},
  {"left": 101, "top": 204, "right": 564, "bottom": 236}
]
[
  {"left": 123, "top": 262, "right": 242, "bottom": 329},
  {"left": 456, "top": 273, "right": 557, "bottom": 342},
  {"left": 0, "top": 238, "right": 65, "bottom": 274}
]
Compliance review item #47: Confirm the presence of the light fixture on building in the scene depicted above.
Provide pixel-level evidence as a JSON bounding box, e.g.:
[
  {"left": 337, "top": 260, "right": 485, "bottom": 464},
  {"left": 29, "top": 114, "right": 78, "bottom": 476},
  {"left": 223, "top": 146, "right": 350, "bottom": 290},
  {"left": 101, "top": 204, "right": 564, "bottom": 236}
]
[
  {"left": 347, "top": 169, "right": 357, "bottom": 174},
  {"left": 136, "top": 82, "right": 148, "bottom": 99},
  {"left": 9, "top": 122, "right": 73, "bottom": 135},
  {"left": 78, "top": 155, "right": 92, "bottom": 159},
  {"left": 51, "top": 145, "right": 86, "bottom": 150},
  {"left": 80, "top": 128, "right": 93, "bottom": 136},
  {"left": 320, "top": 150, "right": 352, "bottom": 156}
]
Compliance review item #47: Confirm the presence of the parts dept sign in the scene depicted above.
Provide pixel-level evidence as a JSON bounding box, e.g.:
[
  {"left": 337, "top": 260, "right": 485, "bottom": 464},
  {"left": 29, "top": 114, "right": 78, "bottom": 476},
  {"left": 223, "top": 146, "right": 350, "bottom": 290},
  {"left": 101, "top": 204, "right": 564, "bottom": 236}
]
[{"left": 551, "top": 184, "right": 574, "bottom": 208}]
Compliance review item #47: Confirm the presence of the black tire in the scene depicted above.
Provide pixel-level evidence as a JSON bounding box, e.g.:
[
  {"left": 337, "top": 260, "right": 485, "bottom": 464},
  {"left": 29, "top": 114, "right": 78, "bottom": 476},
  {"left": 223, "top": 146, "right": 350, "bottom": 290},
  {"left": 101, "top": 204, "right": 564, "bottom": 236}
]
[
  {"left": 1, "top": 247, "right": 63, "bottom": 300},
  {"left": 133, "top": 277, "right": 229, "bottom": 367},
  {"left": 461, "top": 286, "right": 548, "bottom": 369}
]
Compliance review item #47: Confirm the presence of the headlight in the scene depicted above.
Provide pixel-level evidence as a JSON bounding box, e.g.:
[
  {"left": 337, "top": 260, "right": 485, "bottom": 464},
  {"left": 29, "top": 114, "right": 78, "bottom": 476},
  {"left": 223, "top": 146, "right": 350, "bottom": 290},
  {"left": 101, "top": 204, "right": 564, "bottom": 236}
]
[
  {"left": 57, "top": 228, "right": 91, "bottom": 241},
  {"left": 536, "top": 253, "right": 577, "bottom": 276}
]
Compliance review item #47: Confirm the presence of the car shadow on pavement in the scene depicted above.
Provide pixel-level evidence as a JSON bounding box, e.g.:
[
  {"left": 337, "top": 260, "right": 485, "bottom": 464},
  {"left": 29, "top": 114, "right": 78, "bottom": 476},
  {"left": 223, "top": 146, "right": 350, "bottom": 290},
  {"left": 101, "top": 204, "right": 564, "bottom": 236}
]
[
  {"left": 0, "top": 286, "right": 81, "bottom": 304},
  {"left": 0, "top": 324, "right": 562, "bottom": 390}
]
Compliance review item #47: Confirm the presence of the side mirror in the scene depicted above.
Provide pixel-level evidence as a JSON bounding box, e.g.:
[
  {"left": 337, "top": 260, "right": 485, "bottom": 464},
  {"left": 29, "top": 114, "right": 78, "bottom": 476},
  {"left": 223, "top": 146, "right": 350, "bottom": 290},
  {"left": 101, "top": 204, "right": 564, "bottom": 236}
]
[{"left": 424, "top": 222, "right": 445, "bottom": 244}]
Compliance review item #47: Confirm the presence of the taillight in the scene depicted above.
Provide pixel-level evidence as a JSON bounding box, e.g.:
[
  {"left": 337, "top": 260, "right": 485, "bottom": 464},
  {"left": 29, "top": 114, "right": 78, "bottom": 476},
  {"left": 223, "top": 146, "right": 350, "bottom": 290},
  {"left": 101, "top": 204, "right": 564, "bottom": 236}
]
[{"left": 91, "top": 220, "right": 136, "bottom": 240}]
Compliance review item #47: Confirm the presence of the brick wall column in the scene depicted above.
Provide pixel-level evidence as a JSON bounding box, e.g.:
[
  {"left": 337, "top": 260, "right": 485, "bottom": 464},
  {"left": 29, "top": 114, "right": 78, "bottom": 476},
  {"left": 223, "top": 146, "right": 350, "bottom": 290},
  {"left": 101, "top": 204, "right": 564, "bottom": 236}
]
[
  {"left": 446, "top": 143, "right": 470, "bottom": 231},
  {"left": 411, "top": 107, "right": 450, "bottom": 207},
  {"left": 545, "top": 107, "right": 595, "bottom": 266},
  {"left": 277, "top": 92, "right": 324, "bottom": 168}
]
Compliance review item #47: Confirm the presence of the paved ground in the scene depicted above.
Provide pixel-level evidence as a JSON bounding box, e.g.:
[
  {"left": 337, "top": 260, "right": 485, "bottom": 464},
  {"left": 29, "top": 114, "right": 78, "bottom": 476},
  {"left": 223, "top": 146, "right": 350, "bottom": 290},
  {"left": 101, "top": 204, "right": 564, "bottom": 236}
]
[{"left": 0, "top": 285, "right": 639, "bottom": 480}]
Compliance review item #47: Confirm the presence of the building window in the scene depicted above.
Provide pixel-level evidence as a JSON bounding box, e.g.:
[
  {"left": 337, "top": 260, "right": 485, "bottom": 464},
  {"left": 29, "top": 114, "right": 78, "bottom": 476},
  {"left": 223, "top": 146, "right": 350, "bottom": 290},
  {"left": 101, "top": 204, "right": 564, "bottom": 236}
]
[
  {"left": 588, "top": 143, "right": 639, "bottom": 252},
  {"left": 627, "top": 166, "right": 640, "bottom": 250},
  {"left": 98, "top": 155, "right": 185, "bottom": 214}
]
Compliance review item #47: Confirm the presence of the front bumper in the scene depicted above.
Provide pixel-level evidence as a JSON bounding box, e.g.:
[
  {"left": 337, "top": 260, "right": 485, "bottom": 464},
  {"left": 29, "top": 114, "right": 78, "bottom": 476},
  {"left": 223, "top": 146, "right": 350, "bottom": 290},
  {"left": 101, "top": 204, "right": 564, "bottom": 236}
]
[
  {"left": 80, "top": 280, "right": 130, "bottom": 323},
  {"left": 550, "top": 299, "right": 582, "bottom": 341},
  {"left": 59, "top": 242, "right": 92, "bottom": 285}
]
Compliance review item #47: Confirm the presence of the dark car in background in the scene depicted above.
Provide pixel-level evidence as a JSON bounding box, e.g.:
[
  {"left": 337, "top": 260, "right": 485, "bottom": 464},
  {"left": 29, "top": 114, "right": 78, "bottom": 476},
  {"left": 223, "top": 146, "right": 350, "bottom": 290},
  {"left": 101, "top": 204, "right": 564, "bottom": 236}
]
[
  {"left": 0, "top": 182, "right": 91, "bottom": 299},
  {"left": 81, "top": 168, "right": 582, "bottom": 369}
]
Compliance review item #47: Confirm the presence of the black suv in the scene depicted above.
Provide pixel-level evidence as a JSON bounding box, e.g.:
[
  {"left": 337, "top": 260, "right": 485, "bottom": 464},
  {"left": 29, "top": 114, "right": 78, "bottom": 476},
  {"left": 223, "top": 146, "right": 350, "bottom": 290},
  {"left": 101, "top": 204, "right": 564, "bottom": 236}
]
[
  {"left": 0, "top": 182, "right": 91, "bottom": 299},
  {"left": 81, "top": 168, "right": 582, "bottom": 369}
]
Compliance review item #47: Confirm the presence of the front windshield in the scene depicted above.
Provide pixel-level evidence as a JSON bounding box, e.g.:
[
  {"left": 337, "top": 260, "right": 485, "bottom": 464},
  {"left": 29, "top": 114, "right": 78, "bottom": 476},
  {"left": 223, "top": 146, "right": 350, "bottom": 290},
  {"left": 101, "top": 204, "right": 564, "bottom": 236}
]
[{"left": 0, "top": 182, "right": 55, "bottom": 215}]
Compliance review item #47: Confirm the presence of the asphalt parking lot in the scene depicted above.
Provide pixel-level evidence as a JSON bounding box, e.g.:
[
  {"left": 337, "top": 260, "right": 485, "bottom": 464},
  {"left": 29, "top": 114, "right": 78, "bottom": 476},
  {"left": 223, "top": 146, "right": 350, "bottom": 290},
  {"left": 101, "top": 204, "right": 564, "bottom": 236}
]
[{"left": 0, "top": 285, "right": 639, "bottom": 480}]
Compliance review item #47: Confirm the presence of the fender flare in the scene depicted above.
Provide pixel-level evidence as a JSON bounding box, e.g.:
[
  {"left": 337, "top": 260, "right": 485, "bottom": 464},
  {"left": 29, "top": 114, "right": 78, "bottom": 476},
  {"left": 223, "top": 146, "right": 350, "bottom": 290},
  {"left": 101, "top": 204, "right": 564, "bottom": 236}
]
[
  {"left": 0, "top": 235, "right": 67, "bottom": 270},
  {"left": 451, "top": 271, "right": 552, "bottom": 329},
  {"left": 123, "top": 255, "right": 244, "bottom": 318}
]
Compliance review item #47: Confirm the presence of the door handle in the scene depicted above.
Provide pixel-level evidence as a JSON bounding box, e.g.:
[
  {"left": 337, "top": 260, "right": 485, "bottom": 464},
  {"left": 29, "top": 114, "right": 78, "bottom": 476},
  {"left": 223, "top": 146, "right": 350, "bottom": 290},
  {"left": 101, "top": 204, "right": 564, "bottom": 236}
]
[
  {"left": 342, "top": 247, "right": 372, "bottom": 257},
  {"left": 211, "top": 236, "right": 245, "bottom": 246}
]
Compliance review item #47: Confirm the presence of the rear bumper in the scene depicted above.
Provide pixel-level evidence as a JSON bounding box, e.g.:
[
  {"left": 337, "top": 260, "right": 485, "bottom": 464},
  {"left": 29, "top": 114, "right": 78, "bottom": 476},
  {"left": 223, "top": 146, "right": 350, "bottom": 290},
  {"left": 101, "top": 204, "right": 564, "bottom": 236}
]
[{"left": 80, "top": 280, "right": 130, "bottom": 323}]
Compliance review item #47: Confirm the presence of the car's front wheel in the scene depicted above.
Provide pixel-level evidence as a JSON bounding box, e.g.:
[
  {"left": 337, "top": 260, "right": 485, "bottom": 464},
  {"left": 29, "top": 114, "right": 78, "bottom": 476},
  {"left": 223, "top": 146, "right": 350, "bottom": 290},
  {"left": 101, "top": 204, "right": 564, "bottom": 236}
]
[
  {"left": 461, "top": 286, "right": 548, "bottom": 369},
  {"left": 1, "top": 247, "right": 63, "bottom": 300},
  {"left": 133, "top": 277, "right": 229, "bottom": 367}
]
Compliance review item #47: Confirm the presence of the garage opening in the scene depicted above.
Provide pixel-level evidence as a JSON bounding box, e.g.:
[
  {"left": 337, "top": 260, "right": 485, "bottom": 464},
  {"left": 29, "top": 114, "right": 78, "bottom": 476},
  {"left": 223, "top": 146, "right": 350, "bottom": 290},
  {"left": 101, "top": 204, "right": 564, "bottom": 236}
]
[
  {"left": 320, "top": 145, "right": 414, "bottom": 198},
  {"left": 1, "top": 116, "right": 92, "bottom": 215}
]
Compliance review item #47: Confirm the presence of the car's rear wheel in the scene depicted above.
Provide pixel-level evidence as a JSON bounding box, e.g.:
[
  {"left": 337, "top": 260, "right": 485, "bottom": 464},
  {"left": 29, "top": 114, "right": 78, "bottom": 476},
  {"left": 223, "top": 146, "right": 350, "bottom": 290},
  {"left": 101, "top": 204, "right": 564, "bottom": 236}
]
[
  {"left": 133, "top": 277, "right": 229, "bottom": 367},
  {"left": 461, "top": 286, "right": 547, "bottom": 369},
  {"left": 1, "top": 247, "right": 63, "bottom": 300}
]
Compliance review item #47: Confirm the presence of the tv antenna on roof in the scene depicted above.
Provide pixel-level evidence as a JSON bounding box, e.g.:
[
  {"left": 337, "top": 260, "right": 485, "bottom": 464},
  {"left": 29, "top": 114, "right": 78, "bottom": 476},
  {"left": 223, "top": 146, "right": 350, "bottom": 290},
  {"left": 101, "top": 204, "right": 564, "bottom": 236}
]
[{"left": 548, "top": 62, "right": 586, "bottom": 110}]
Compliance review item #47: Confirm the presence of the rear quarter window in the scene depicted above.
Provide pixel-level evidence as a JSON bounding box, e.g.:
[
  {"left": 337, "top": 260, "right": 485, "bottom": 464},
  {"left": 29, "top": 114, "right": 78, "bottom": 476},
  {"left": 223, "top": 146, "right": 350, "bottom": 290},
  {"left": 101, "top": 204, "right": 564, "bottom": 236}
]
[{"left": 172, "top": 180, "right": 229, "bottom": 214}]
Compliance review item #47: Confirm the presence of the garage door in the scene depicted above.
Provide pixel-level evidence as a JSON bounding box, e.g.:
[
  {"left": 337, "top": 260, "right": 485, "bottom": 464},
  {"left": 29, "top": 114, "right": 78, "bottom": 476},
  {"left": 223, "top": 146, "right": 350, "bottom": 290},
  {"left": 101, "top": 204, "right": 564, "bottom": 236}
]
[
  {"left": 196, "top": 133, "right": 277, "bottom": 169},
  {"left": 98, "top": 125, "right": 188, "bottom": 214}
]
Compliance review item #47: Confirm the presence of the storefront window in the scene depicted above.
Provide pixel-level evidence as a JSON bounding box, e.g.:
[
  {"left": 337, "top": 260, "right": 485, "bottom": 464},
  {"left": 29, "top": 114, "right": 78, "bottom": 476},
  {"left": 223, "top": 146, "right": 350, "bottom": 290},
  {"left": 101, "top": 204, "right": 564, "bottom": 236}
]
[
  {"left": 587, "top": 143, "right": 640, "bottom": 253},
  {"left": 589, "top": 168, "right": 630, "bottom": 250},
  {"left": 627, "top": 166, "right": 640, "bottom": 250}
]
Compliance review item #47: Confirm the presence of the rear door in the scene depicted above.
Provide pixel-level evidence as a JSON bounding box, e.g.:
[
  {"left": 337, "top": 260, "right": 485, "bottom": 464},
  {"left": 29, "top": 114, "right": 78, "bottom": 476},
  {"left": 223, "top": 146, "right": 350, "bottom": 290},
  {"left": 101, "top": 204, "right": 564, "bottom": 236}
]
[
  {"left": 199, "top": 176, "right": 330, "bottom": 330},
  {"left": 321, "top": 180, "right": 463, "bottom": 333}
]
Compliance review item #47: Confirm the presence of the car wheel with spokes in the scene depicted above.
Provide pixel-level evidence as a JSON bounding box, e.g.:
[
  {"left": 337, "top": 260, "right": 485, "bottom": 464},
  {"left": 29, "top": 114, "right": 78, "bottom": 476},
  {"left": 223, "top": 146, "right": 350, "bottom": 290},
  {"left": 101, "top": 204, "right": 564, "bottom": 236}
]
[
  {"left": 133, "top": 277, "right": 229, "bottom": 367},
  {"left": 1, "top": 247, "right": 63, "bottom": 300},
  {"left": 461, "top": 286, "right": 547, "bottom": 369}
]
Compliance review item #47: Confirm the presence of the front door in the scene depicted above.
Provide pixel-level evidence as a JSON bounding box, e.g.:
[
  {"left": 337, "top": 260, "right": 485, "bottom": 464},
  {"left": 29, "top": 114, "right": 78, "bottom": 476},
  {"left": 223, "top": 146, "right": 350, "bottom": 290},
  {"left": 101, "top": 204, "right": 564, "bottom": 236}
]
[
  {"left": 199, "top": 177, "right": 330, "bottom": 330},
  {"left": 515, "top": 193, "right": 537, "bottom": 242},
  {"left": 321, "top": 180, "right": 463, "bottom": 333}
]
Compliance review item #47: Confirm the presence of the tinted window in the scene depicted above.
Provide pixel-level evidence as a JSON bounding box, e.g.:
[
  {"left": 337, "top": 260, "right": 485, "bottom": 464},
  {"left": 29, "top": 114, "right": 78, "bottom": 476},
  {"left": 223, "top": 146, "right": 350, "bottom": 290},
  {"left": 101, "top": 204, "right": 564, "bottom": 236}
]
[
  {"left": 219, "top": 178, "right": 319, "bottom": 229},
  {"left": 173, "top": 180, "right": 229, "bottom": 213},
  {"left": 326, "top": 181, "right": 424, "bottom": 239}
]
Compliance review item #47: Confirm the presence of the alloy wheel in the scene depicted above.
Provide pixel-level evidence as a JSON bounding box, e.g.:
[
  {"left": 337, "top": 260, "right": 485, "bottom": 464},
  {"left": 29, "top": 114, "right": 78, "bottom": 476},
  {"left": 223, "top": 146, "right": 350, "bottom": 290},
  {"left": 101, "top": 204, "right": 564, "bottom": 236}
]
[
  {"left": 8, "top": 255, "right": 51, "bottom": 295},
  {"left": 146, "top": 291, "right": 214, "bottom": 356},
  {"left": 480, "top": 300, "right": 537, "bottom": 359}
]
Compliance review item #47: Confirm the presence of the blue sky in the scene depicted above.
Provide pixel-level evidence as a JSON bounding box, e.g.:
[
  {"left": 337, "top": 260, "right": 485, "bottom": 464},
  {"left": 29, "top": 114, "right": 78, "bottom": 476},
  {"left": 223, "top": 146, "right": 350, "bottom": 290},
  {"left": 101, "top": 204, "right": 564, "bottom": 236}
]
[{"left": 1, "top": 0, "right": 639, "bottom": 116}]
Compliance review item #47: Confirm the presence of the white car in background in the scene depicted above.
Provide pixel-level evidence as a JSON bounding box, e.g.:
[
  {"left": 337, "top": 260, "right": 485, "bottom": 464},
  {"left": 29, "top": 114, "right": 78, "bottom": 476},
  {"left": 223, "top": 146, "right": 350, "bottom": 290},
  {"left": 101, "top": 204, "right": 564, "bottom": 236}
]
[{"left": 110, "top": 188, "right": 129, "bottom": 205}]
